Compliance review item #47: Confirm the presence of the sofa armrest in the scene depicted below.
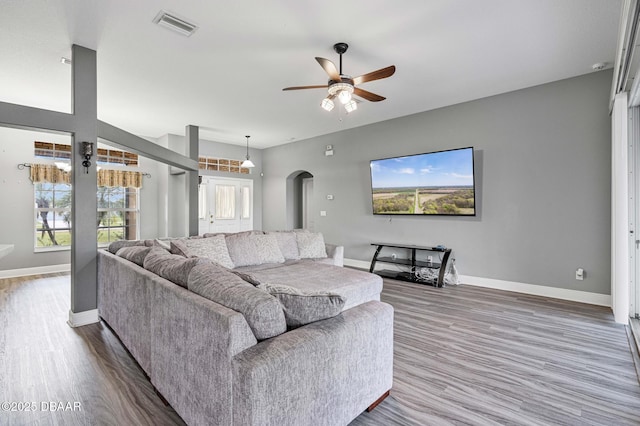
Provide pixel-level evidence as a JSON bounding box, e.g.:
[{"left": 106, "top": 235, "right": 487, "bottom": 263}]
[
  {"left": 151, "top": 278, "right": 257, "bottom": 426},
  {"left": 232, "top": 300, "right": 393, "bottom": 426},
  {"left": 325, "top": 243, "right": 344, "bottom": 267}
]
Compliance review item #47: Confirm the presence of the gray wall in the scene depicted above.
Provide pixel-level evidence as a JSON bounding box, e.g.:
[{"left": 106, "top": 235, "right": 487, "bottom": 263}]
[
  {"left": 0, "top": 127, "right": 72, "bottom": 270},
  {"left": 0, "top": 127, "right": 160, "bottom": 271},
  {"left": 160, "top": 134, "right": 263, "bottom": 235},
  {"left": 262, "top": 70, "right": 612, "bottom": 295},
  {"left": 0, "top": 128, "right": 263, "bottom": 271},
  {"left": 199, "top": 137, "right": 263, "bottom": 231}
]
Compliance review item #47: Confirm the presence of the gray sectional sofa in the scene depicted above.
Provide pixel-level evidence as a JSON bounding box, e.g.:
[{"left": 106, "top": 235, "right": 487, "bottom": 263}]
[{"left": 97, "top": 230, "right": 394, "bottom": 426}]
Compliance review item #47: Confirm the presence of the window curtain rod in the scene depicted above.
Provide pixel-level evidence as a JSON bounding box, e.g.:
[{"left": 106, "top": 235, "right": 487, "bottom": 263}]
[{"left": 17, "top": 162, "right": 151, "bottom": 178}]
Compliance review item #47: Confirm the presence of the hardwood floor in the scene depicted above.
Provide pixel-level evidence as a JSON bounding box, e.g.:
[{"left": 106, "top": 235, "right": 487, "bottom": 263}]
[
  {"left": 0, "top": 273, "right": 184, "bottom": 426},
  {"left": 353, "top": 279, "right": 640, "bottom": 426},
  {"left": 1, "top": 273, "right": 639, "bottom": 425}
]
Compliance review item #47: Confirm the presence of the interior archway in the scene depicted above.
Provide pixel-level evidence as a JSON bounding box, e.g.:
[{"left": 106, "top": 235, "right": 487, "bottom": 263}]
[{"left": 285, "top": 170, "right": 314, "bottom": 230}]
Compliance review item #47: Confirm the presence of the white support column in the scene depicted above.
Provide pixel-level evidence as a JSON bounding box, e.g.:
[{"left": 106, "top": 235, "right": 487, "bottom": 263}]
[{"left": 612, "top": 92, "right": 630, "bottom": 324}]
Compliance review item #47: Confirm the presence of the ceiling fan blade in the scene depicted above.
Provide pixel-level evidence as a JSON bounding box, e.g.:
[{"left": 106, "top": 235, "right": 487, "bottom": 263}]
[
  {"left": 282, "top": 85, "right": 327, "bottom": 91},
  {"left": 353, "top": 87, "right": 386, "bottom": 102},
  {"left": 315, "top": 57, "right": 341, "bottom": 81},
  {"left": 353, "top": 65, "right": 396, "bottom": 85}
]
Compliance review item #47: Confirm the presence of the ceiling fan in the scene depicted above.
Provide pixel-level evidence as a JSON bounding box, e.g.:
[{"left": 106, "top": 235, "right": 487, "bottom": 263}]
[{"left": 283, "top": 42, "right": 396, "bottom": 113}]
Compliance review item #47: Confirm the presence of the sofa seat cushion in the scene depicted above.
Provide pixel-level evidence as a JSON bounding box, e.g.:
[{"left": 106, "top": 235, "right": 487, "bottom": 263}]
[
  {"left": 143, "top": 247, "right": 210, "bottom": 288},
  {"left": 238, "top": 262, "right": 383, "bottom": 311},
  {"left": 188, "top": 262, "right": 287, "bottom": 340},
  {"left": 258, "top": 283, "right": 345, "bottom": 328}
]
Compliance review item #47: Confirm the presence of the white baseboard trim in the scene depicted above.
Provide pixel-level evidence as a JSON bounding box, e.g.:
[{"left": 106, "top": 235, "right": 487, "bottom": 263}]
[
  {"left": 344, "top": 258, "right": 371, "bottom": 270},
  {"left": 0, "top": 263, "right": 71, "bottom": 279},
  {"left": 68, "top": 309, "right": 100, "bottom": 328},
  {"left": 344, "top": 258, "right": 611, "bottom": 307},
  {"left": 459, "top": 275, "right": 611, "bottom": 307}
]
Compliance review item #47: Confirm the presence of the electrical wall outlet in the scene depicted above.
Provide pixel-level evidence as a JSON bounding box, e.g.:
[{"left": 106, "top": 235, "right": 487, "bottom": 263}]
[
  {"left": 427, "top": 256, "right": 433, "bottom": 263},
  {"left": 576, "top": 268, "right": 584, "bottom": 280}
]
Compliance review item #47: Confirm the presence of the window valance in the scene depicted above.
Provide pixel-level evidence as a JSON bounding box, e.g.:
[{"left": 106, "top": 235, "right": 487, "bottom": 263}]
[{"left": 29, "top": 164, "right": 145, "bottom": 188}]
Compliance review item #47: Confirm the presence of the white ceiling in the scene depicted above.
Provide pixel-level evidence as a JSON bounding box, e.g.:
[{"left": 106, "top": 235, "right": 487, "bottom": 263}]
[{"left": 0, "top": 0, "right": 621, "bottom": 149}]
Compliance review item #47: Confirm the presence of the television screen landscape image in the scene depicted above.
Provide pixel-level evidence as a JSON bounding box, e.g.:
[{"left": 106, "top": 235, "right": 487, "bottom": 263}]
[{"left": 370, "top": 147, "right": 476, "bottom": 216}]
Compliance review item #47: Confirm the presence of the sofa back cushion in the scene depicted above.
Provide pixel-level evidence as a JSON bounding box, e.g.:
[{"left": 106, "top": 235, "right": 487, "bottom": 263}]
[
  {"left": 296, "top": 232, "right": 328, "bottom": 259},
  {"left": 225, "top": 233, "right": 262, "bottom": 267},
  {"left": 143, "top": 247, "right": 210, "bottom": 288},
  {"left": 115, "top": 246, "right": 151, "bottom": 267},
  {"left": 252, "top": 234, "right": 285, "bottom": 264},
  {"left": 268, "top": 231, "right": 300, "bottom": 260},
  {"left": 258, "top": 283, "right": 345, "bottom": 328},
  {"left": 188, "top": 263, "right": 287, "bottom": 340},
  {"left": 171, "top": 235, "right": 235, "bottom": 269},
  {"left": 108, "top": 240, "right": 146, "bottom": 254}
]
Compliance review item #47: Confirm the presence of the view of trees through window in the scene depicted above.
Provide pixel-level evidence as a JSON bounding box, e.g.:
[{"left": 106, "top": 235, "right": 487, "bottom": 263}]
[{"left": 35, "top": 184, "right": 139, "bottom": 248}]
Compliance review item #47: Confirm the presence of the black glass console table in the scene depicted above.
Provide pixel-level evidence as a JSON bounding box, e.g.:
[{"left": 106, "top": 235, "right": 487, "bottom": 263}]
[{"left": 370, "top": 243, "right": 452, "bottom": 287}]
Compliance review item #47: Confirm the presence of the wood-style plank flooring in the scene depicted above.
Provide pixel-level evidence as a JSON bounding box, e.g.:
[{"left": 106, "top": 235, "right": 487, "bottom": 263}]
[
  {"left": 1, "top": 273, "right": 639, "bottom": 425},
  {"left": 353, "top": 279, "right": 640, "bottom": 426}
]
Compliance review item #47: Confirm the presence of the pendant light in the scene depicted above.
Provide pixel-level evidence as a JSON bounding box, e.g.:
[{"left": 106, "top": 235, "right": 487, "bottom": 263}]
[{"left": 241, "top": 135, "right": 255, "bottom": 168}]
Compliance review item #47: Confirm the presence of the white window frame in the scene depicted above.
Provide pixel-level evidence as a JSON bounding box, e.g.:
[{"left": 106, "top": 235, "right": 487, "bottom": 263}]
[
  {"left": 34, "top": 182, "right": 72, "bottom": 252},
  {"left": 97, "top": 186, "right": 140, "bottom": 247}
]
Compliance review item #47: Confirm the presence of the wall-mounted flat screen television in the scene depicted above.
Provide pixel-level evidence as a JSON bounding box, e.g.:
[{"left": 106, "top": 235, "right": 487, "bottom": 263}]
[{"left": 370, "top": 147, "right": 476, "bottom": 216}]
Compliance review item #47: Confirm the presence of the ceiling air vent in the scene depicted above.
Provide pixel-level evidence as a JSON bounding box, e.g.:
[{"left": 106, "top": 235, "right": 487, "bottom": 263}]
[{"left": 153, "top": 11, "right": 197, "bottom": 37}]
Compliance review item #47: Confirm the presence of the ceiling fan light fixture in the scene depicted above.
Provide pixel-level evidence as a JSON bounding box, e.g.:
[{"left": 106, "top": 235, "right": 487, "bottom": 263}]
[
  {"left": 344, "top": 99, "right": 358, "bottom": 113},
  {"left": 321, "top": 97, "right": 335, "bottom": 111},
  {"left": 338, "top": 89, "right": 352, "bottom": 104},
  {"left": 328, "top": 81, "right": 353, "bottom": 97}
]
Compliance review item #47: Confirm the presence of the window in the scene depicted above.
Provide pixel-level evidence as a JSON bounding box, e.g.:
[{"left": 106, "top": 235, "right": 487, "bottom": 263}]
[
  {"left": 31, "top": 142, "right": 142, "bottom": 250},
  {"left": 199, "top": 155, "right": 250, "bottom": 175},
  {"left": 35, "top": 182, "right": 72, "bottom": 247},
  {"left": 34, "top": 141, "right": 139, "bottom": 166},
  {"left": 215, "top": 185, "right": 235, "bottom": 219},
  {"left": 34, "top": 184, "right": 140, "bottom": 249},
  {"left": 97, "top": 186, "right": 139, "bottom": 244},
  {"left": 198, "top": 183, "right": 207, "bottom": 219},
  {"left": 241, "top": 186, "right": 251, "bottom": 219}
]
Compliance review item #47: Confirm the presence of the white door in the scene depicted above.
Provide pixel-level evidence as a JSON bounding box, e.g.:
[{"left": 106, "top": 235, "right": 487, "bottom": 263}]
[
  {"left": 198, "top": 177, "right": 253, "bottom": 234},
  {"left": 302, "top": 177, "right": 314, "bottom": 231}
]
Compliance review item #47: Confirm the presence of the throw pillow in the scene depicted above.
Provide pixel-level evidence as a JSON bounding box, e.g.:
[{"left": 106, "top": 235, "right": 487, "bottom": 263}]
[
  {"left": 143, "top": 247, "right": 210, "bottom": 288},
  {"left": 108, "top": 240, "right": 145, "bottom": 254},
  {"left": 258, "top": 283, "right": 345, "bottom": 328},
  {"left": 115, "top": 246, "right": 152, "bottom": 267},
  {"left": 176, "top": 235, "right": 235, "bottom": 269},
  {"left": 153, "top": 239, "right": 172, "bottom": 250},
  {"left": 188, "top": 262, "right": 287, "bottom": 340},
  {"left": 170, "top": 239, "right": 190, "bottom": 257},
  {"left": 225, "top": 233, "right": 261, "bottom": 267},
  {"left": 296, "top": 232, "right": 328, "bottom": 259},
  {"left": 268, "top": 231, "right": 300, "bottom": 260},
  {"left": 252, "top": 233, "right": 285, "bottom": 264}
]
